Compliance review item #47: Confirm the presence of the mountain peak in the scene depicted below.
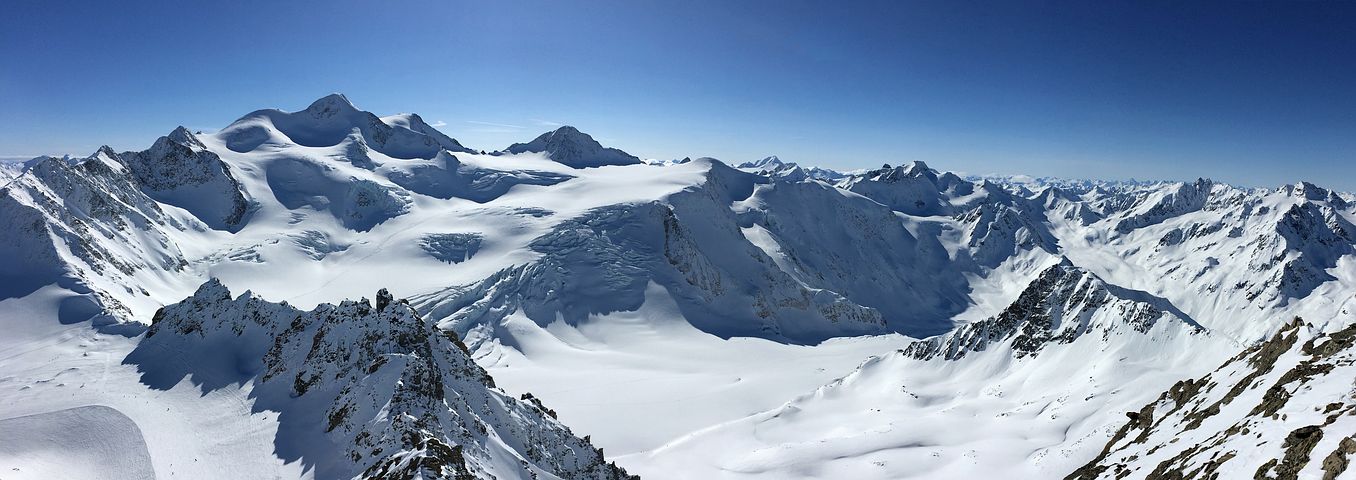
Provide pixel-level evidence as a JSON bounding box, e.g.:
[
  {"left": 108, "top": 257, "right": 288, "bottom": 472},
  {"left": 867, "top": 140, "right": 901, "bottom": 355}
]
[
  {"left": 736, "top": 155, "right": 787, "bottom": 170},
  {"left": 221, "top": 95, "right": 475, "bottom": 158},
  {"left": 303, "top": 93, "right": 358, "bottom": 117},
  {"left": 81, "top": 145, "right": 127, "bottom": 173},
  {"left": 166, "top": 126, "right": 203, "bottom": 148},
  {"left": 504, "top": 125, "right": 641, "bottom": 168},
  {"left": 1287, "top": 181, "right": 1346, "bottom": 206},
  {"left": 537, "top": 125, "right": 598, "bottom": 146},
  {"left": 863, "top": 160, "right": 937, "bottom": 184},
  {"left": 192, "top": 277, "right": 232, "bottom": 302},
  {"left": 125, "top": 127, "right": 253, "bottom": 231}
]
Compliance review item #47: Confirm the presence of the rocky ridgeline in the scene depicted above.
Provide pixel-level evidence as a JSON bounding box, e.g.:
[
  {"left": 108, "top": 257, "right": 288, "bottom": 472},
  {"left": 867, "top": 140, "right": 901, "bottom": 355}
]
[
  {"left": 1068, "top": 319, "right": 1356, "bottom": 480},
  {"left": 127, "top": 280, "right": 635, "bottom": 480},
  {"left": 903, "top": 260, "right": 1204, "bottom": 361}
]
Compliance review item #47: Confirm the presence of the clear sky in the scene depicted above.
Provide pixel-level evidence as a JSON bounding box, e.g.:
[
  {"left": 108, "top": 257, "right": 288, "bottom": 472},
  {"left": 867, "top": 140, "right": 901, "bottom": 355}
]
[{"left": 3, "top": 0, "right": 1353, "bottom": 190}]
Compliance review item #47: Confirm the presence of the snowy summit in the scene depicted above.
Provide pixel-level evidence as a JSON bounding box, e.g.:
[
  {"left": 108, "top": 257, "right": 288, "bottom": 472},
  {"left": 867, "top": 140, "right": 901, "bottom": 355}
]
[{"left": 504, "top": 126, "right": 642, "bottom": 168}]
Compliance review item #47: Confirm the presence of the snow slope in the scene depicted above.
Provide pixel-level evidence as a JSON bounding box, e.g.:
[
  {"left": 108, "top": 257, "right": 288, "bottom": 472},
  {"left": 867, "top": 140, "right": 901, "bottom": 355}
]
[
  {"left": 626, "top": 260, "right": 1221, "bottom": 479},
  {"left": 1071, "top": 315, "right": 1356, "bottom": 480},
  {"left": 0, "top": 406, "right": 156, "bottom": 480},
  {"left": 0, "top": 286, "right": 307, "bottom": 480}
]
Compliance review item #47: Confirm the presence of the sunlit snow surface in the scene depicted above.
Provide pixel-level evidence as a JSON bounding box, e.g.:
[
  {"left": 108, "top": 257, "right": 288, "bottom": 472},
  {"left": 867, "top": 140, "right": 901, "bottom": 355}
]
[
  {"left": 3, "top": 96, "right": 1356, "bottom": 479},
  {"left": 0, "top": 287, "right": 305, "bottom": 480}
]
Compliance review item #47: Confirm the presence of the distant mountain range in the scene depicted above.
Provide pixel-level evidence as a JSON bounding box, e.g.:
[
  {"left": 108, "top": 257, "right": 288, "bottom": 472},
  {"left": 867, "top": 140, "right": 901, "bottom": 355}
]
[{"left": 2, "top": 94, "right": 1353, "bottom": 480}]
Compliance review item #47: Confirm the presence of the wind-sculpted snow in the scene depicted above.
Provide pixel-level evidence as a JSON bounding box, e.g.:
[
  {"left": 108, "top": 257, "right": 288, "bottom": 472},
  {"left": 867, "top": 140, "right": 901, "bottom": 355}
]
[
  {"left": 125, "top": 280, "right": 635, "bottom": 480},
  {"left": 504, "top": 126, "right": 641, "bottom": 168},
  {"left": 0, "top": 406, "right": 156, "bottom": 480},
  {"left": 290, "top": 230, "right": 350, "bottom": 260}
]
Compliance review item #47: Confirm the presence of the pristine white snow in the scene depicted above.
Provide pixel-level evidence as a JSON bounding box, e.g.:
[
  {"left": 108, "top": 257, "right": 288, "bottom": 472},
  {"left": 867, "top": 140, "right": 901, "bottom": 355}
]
[
  {"left": 2, "top": 94, "right": 1355, "bottom": 479},
  {"left": 473, "top": 282, "right": 912, "bottom": 455},
  {"left": 0, "top": 406, "right": 155, "bottom": 480}
]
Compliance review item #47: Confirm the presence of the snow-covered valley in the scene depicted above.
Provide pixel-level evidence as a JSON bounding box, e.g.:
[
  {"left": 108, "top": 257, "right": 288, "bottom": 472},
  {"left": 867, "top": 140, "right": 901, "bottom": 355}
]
[{"left": 2, "top": 94, "right": 1354, "bottom": 479}]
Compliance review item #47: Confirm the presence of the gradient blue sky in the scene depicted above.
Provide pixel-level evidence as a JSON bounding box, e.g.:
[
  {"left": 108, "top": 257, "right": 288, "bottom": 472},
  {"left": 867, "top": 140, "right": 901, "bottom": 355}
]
[{"left": 3, "top": 1, "right": 1353, "bottom": 189}]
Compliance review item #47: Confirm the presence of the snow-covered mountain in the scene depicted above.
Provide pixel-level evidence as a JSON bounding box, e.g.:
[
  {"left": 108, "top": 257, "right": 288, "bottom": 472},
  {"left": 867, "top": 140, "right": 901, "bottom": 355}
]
[
  {"left": 128, "top": 279, "right": 633, "bottom": 480},
  {"left": 220, "top": 93, "right": 477, "bottom": 158},
  {"left": 902, "top": 259, "right": 1204, "bottom": 361},
  {"left": 503, "top": 126, "right": 641, "bottom": 168},
  {"left": 2, "top": 94, "right": 1354, "bottom": 480},
  {"left": 735, "top": 155, "right": 849, "bottom": 181}
]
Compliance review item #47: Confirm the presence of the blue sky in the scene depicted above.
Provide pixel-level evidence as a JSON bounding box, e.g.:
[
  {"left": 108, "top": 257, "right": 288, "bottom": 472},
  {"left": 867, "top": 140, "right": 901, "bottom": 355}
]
[{"left": 3, "top": 0, "right": 1353, "bottom": 189}]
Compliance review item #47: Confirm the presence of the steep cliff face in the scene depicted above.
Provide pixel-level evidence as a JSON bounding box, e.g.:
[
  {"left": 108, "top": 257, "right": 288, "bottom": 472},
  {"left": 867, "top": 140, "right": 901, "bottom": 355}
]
[
  {"left": 957, "top": 184, "right": 1061, "bottom": 268},
  {"left": 1266, "top": 201, "right": 1356, "bottom": 300},
  {"left": 1069, "top": 319, "right": 1356, "bottom": 480},
  {"left": 127, "top": 280, "right": 635, "bottom": 480}
]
